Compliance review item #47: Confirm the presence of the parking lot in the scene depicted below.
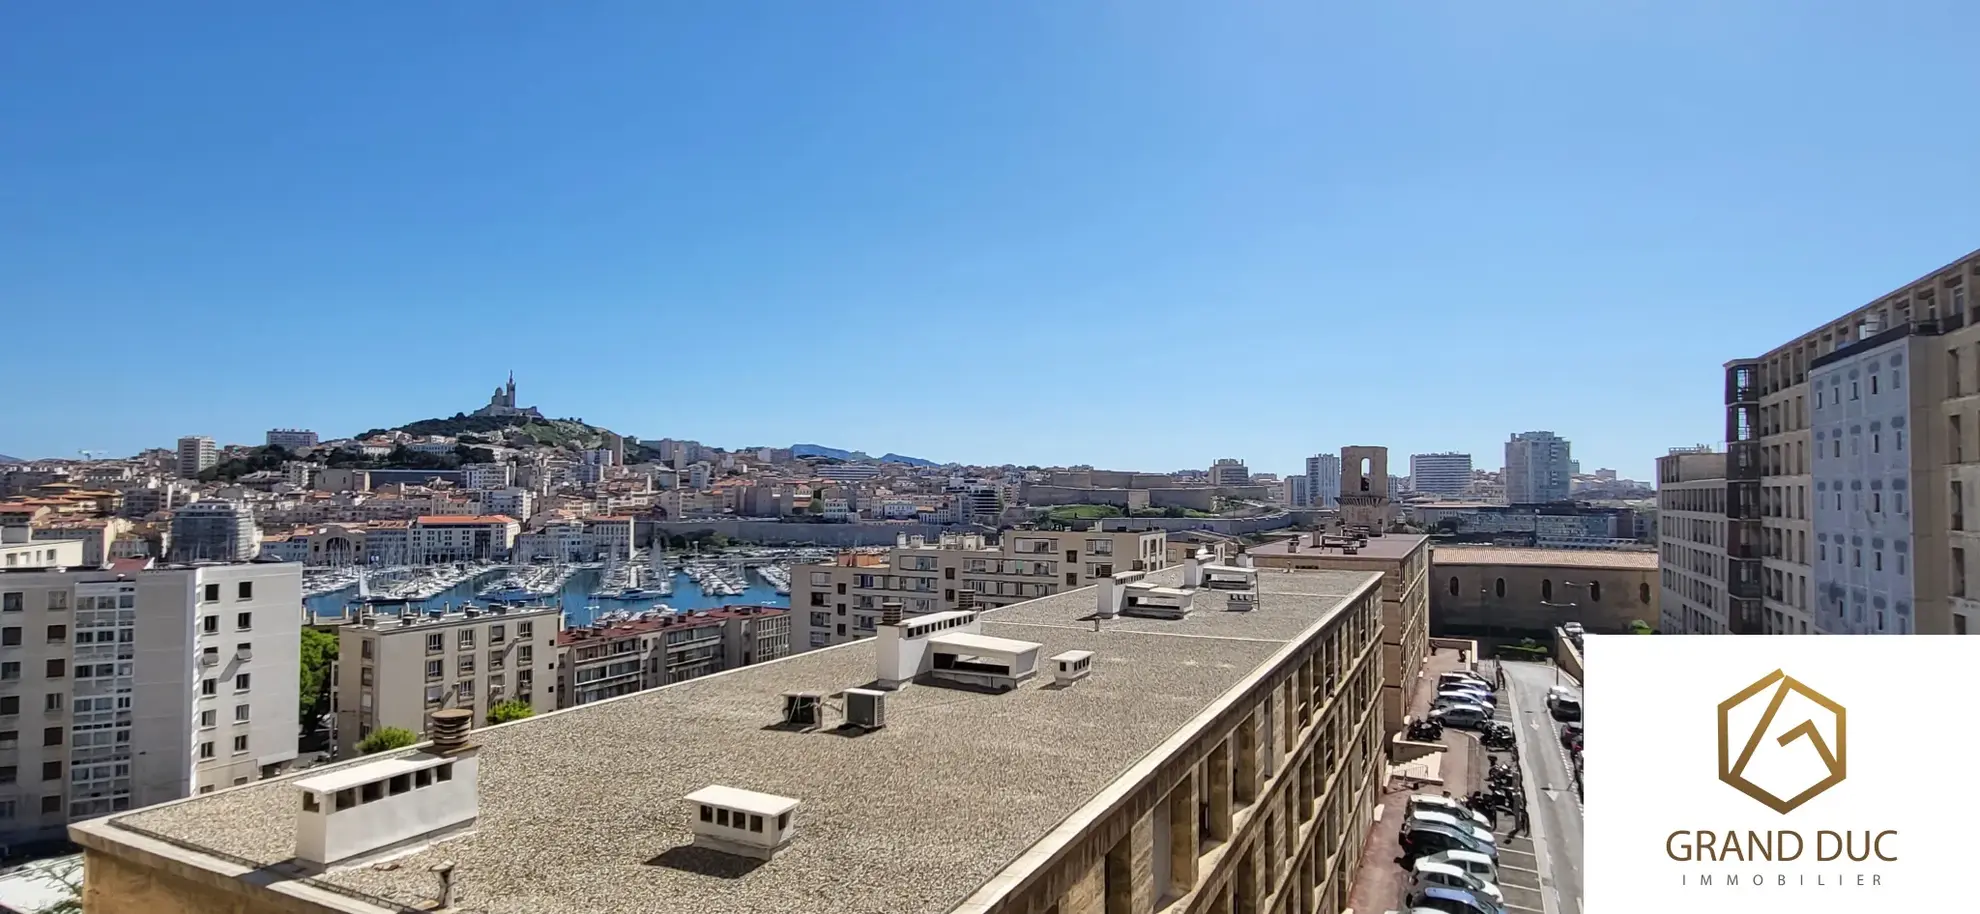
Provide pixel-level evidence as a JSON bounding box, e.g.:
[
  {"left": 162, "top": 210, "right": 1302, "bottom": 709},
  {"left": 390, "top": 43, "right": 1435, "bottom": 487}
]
[{"left": 1482, "top": 695, "right": 1550, "bottom": 914}]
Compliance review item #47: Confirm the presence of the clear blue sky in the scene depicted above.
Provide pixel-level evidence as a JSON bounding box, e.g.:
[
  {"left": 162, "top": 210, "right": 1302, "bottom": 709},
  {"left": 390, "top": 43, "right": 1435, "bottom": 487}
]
[{"left": 6, "top": 2, "right": 1979, "bottom": 479}]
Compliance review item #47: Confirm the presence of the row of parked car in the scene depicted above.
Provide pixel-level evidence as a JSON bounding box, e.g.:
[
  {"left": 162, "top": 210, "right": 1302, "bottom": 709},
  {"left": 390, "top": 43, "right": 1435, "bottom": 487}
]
[
  {"left": 1425, "top": 669, "right": 1496, "bottom": 730},
  {"left": 1398, "top": 792, "right": 1509, "bottom": 914}
]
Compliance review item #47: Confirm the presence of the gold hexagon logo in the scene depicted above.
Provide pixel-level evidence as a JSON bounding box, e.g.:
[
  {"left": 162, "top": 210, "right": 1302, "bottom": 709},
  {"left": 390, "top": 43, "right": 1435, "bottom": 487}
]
[{"left": 1717, "top": 670, "right": 1846, "bottom": 814}]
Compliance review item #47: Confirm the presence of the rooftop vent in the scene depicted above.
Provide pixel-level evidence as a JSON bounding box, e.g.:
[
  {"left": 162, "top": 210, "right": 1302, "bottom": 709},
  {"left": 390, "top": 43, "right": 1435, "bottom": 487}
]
[
  {"left": 1051, "top": 650, "right": 1094, "bottom": 686},
  {"left": 293, "top": 748, "right": 480, "bottom": 867},
  {"left": 881, "top": 598, "right": 904, "bottom": 627},
  {"left": 1095, "top": 570, "right": 1144, "bottom": 619},
  {"left": 429, "top": 709, "right": 473, "bottom": 753},
  {"left": 842, "top": 688, "right": 886, "bottom": 730},
  {"left": 684, "top": 785, "right": 801, "bottom": 861},
  {"left": 1183, "top": 555, "right": 1204, "bottom": 589},
  {"left": 1121, "top": 583, "right": 1194, "bottom": 620}
]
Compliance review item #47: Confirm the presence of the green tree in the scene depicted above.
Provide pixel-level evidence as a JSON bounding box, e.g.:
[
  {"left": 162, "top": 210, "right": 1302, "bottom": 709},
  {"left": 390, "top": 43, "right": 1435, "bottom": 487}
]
[
  {"left": 357, "top": 726, "right": 418, "bottom": 755},
  {"left": 298, "top": 628, "right": 338, "bottom": 733},
  {"left": 487, "top": 699, "right": 535, "bottom": 725},
  {"left": 1628, "top": 619, "right": 1656, "bottom": 634},
  {"left": 34, "top": 859, "right": 81, "bottom": 914}
]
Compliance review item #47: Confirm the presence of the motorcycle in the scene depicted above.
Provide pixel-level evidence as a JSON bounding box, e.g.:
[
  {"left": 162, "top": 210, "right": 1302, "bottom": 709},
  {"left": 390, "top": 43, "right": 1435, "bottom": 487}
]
[
  {"left": 1481, "top": 732, "right": 1515, "bottom": 751},
  {"left": 1406, "top": 719, "right": 1444, "bottom": 741}
]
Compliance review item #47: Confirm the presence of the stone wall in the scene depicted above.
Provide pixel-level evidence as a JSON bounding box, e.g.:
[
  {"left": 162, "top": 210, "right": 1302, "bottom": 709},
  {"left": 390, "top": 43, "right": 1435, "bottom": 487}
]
[{"left": 1430, "top": 560, "right": 1658, "bottom": 637}]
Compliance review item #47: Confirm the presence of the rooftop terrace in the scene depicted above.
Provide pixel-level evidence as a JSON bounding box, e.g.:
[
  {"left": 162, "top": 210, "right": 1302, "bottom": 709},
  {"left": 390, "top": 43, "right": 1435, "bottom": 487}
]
[{"left": 82, "top": 565, "right": 1381, "bottom": 914}]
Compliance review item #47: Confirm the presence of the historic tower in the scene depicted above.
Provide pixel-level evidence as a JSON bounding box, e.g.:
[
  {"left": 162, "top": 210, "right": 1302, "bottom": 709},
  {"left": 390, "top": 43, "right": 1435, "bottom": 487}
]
[{"left": 1337, "top": 445, "right": 1397, "bottom": 532}]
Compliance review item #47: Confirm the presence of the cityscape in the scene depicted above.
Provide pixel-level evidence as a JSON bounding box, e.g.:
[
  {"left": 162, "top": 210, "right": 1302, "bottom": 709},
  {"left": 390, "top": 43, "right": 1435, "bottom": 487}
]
[{"left": 5, "top": 4, "right": 1978, "bottom": 914}]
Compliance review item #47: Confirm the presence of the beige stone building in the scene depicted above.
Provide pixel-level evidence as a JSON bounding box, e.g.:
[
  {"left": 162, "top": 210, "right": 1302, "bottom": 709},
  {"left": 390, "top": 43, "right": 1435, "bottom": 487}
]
[
  {"left": 1249, "top": 531, "right": 1429, "bottom": 742},
  {"left": 793, "top": 528, "right": 1168, "bottom": 649},
  {"left": 334, "top": 606, "right": 559, "bottom": 755},
  {"left": 72, "top": 563, "right": 1390, "bottom": 914},
  {"left": 1430, "top": 546, "right": 1659, "bottom": 635},
  {"left": 1656, "top": 448, "right": 1731, "bottom": 634},
  {"left": 1723, "top": 246, "right": 1980, "bottom": 635}
]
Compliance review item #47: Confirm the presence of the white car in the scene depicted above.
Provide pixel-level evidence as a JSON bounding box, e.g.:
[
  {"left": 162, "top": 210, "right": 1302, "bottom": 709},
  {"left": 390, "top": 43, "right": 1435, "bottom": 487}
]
[
  {"left": 1418, "top": 849, "right": 1501, "bottom": 892},
  {"left": 1563, "top": 621, "right": 1584, "bottom": 636},
  {"left": 1410, "top": 858, "right": 1505, "bottom": 905},
  {"left": 1438, "top": 690, "right": 1495, "bottom": 712},
  {"left": 1408, "top": 794, "right": 1491, "bottom": 830}
]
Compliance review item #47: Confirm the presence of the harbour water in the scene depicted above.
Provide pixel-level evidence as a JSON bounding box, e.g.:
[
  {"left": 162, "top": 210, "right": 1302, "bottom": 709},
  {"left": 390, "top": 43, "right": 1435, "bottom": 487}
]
[{"left": 303, "top": 566, "right": 790, "bottom": 628}]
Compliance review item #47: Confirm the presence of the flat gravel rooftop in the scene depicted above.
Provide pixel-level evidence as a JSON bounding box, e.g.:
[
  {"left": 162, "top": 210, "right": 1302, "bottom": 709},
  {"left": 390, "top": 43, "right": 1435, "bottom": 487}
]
[{"left": 106, "top": 567, "right": 1380, "bottom": 914}]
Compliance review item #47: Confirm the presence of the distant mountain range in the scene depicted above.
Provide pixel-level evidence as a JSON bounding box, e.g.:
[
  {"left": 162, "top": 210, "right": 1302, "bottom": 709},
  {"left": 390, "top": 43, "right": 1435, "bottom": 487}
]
[
  {"left": 791, "top": 444, "right": 938, "bottom": 467},
  {"left": 0, "top": 454, "right": 21, "bottom": 464}
]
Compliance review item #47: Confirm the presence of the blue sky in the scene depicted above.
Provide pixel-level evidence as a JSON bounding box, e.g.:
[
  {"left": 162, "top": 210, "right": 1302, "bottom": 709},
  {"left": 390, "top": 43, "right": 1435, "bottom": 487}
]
[{"left": 5, "top": 1, "right": 1979, "bottom": 479}]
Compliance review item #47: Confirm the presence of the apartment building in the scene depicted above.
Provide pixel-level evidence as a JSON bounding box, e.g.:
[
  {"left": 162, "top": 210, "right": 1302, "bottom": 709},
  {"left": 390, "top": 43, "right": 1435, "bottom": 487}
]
[
  {"left": 264, "top": 429, "right": 319, "bottom": 451},
  {"left": 167, "top": 500, "right": 258, "bottom": 563},
  {"left": 1408, "top": 452, "right": 1473, "bottom": 497},
  {"left": 1724, "top": 247, "right": 1980, "bottom": 635},
  {"left": 1305, "top": 453, "right": 1341, "bottom": 508},
  {"left": 0, "top": 557, "right": 299, "bottom": 848},
  {"left": 1657, "top": 448, "right": 1731, "bottom": 634},
  {"left": 1504, "top": 431, "right": 1572, "bottom": 505},
  {"left": 408, "top": 515, "right": 519, "bottom": 564},
  {"left": 175, "top": 437, "right": 216, "bottom": 480},
  {"left": 72, "top": 563, "right": 1390, "bottom": 914},
  {"left": 793, "top": 528, "right": 1168, "bottom": 649},
  {"left": 334, "top": 605, "right": 559, "bottom": 756},
  {"left": 554, "top": 607, "right": 791, "bottom": 707},
  {"left": 1208, "top": 457, "right": 1250, "bottom": 486}
]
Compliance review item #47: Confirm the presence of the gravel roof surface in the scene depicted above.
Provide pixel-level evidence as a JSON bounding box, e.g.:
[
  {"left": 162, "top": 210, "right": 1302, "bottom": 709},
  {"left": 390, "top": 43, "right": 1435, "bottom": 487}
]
[{"left": 109, "top": 566, "right": 1379, "bottom": 914}]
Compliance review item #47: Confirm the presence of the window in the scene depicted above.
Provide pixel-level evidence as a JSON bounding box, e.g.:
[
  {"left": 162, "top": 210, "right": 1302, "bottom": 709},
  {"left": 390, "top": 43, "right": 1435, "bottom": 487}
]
[
  {"left": 0, "top": 697, "right": 15, "bottom": 716},
  {"left": 519, "top": 645, "right": 533, "bottom": 664},
  {"left": 203, "top": 584, "right": 220, "bottom": 602},
  {"left": 1494, "top": 578, "right": 1505, "bottom": 598},
  {"left": 518, "top": 621, "right": 534, "bottom": 639},
  {"left": 199, "top": 741, "right": 215, "bottom": 760},
  {"left": 458, "top": 629, "right": 475, "bottom": 650},
  {"left": 237, "top": 581, "right": 253, "bottom": 600},
  {"left": 201, "top": 615, "right": 219, "bottom": 634},
  {"left": 1541, "top": 579, "right": 1553, "bottom": 602},
  {"left": 1447, "top": 577, "right": 1458, "bottom": 596},
  {"left": 426, "top": 659, "right": 443, "bottom": 681},
  {"left": 236, "top": 611, "right": 253, "bottom": 631},
  {"left": 490, "top": 624, "right": 506, "bottom": 645},
  {"left": 1, "top": 628, "right": 19, "bottom": 647},
  {"left": 40, "top": 796, "right": 60, "bottom": 814},
  {"left": 1870, "top": 374, "right": 1878, "bottom": 394},
  {"left": 0, "top": 663, "right": 12, "bottom": 682},
  {"left": 42, "top": 727, "right": 60, "bottom": 747},
  {"left": 426, "top": 632, "right": 444, "bottom": 654},
  {"left": 458, "top": 654, "right": 475, "bottom": 675},
  {"left": 43, "top": 694, "right": 60, "bottom": 713},
  {"left": 234, "top": 673, "right": 251, "bottom": 691},
  {"left": 199, "top": 709, "right": 215, "bottom": 727},
  {"left": 233, "top": 735, "right": 249, "bottom": 753},
  {"left": 43, "top": 660, "right": 63, "bottom": 679},
  {"left": 45, "top": 625, "right": 64, "bottom": 644},
  {"left": 0, "top": 767, "right": 12, "bottom": 784},
  {"left": 1640, "top": 583, "right": 1652, "bottom": 604},
  {"left": 0, "top": 593, "right": 17, "bottom": 613},
  {"left": 1589, "top": 581, "right": 1602, "bottom": 601}
]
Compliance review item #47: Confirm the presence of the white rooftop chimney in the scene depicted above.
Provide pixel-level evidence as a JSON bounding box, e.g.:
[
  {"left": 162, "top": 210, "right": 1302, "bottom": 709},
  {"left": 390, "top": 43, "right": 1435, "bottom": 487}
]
[
  {"left": 1183, "top": 555, "right": 1204, "bottom": 589},
  {"left": 684, "top": 785, "right": 801, "bottom": 860},
  {"left": 294, "top": 751, "right": 479, "bottom": 866}
]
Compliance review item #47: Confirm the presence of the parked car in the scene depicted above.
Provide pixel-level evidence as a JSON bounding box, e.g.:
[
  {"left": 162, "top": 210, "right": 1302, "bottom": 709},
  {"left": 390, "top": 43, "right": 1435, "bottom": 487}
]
[
  {"left": 1441, "top": 684, "right": 1494, "bottom": 702},
  {"left": 1410, "top": 859, "right": 1505, "bottom": 905},
  {"left": 1400, "top": 822, "right": 1496, "bottom": 862},
  {"left": 1550, "top": 696, "right": 1582, "bottom": 722},
  {"left": 1563, "top": 621, "right": 1584, "bottom": 637},
  {"left": 1437, "top": 691, "right": 1495, "bottom": 713},
  {"left": 1405, "top": 810, "right": 1497, "bottom": 849},
  {"left": 1420, "top": 849, "right": 1500, "bottom": 887},
  {"left": 1408, "top": 794, "right": 1492, "bottom": 830},
  {"left": 1440, "top": 671, "right": 1490, "bottom": 687},
  {"left": 1408, "top": 884, "right": 1507, "bottom": 914},
  {"left": 1429, "top": 705, "right": 1490, "bottom": 730},
  {"left": 1560, "top": 723, "right": 1583, "bottom": 750}
]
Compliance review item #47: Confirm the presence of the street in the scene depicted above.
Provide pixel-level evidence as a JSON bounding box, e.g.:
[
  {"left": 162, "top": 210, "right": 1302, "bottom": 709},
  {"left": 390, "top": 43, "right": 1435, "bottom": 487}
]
[{"left": 1491, "top": 659, "right": 1584, "bottom": 914}]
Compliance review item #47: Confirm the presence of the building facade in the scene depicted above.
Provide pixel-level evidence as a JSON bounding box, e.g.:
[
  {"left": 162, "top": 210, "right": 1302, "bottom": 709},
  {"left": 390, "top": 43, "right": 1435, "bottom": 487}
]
[
  {"left": 1656, "top": 449, "right": 1731, "bottom": 634},
  {"left": 1305, "top": 453, "right": 1341, "bottom": 509},
  {"left": 793, "top": 529, "right": 1168, "bottom": 649},
  {"left": 1724, "top": 247, "right": 1980, "bottom": 635},
  {"left": 1503, "top": 431, "right": 1572, "bottom": 505},
  {"left": 408, "top": 515, "right": 519, "bottom": 564},
  {"left": 554, "top": 607, "right": 791, "bottom": 707},
  {"left": 264, "top": 429, "right": 319, "bottom": 451},
  {"left": 166, "top": 501, "right": 258, "bottom": 563},
  {"left": 1208, "top": 458, "right": 1250, "bottom": 487},
  {"left": 1407, "top": 452, "right": 1473, "bottom": 497},
  {"left": 334, "top": 605, "right": 559, "bottom": 756},
  {"left": 1430, "top": 546, "right": 1659, "bottom": 635},
  {"left": 0, "top": 560, "right": 300, "bottom": 848},
  {"left": 174, "top": 437, "right": 216, "bottom": 480}
]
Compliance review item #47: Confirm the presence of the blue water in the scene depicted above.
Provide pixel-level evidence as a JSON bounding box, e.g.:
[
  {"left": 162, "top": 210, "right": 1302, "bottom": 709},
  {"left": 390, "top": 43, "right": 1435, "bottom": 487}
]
[{"left": 304, "top": 567, "right": 789, "bottom": 628}]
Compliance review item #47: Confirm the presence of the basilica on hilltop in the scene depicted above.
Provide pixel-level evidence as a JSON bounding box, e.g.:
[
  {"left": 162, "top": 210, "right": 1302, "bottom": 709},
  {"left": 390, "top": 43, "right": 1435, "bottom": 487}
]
[{"left": 471, "top": 372, "right": 544, "bottom": 419}]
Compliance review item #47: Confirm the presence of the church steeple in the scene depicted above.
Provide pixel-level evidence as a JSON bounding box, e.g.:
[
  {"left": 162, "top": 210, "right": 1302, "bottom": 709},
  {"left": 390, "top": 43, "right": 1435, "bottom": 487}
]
[{"left": 505, "top": 371, "right": 516, "bottom": 407}]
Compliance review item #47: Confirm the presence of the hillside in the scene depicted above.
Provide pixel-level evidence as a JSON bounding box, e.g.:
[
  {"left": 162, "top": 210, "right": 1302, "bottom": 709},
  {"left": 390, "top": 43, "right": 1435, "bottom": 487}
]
[
  {"left": 792, "top": 443, "right": 936, "bottom": 465},
  {"left": 880, "top": 453, "right": 938, "bottom": 467},
  {"left": 0, "top": 454, "right": 22, "bottom": 464},
  {"left": 359, "top": 414, "right": 628, "bottom": 453}
]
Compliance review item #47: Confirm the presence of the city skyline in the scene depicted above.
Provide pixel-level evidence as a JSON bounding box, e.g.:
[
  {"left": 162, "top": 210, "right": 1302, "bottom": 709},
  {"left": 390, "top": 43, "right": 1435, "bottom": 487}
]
[{"left": 8, "top": 4, "right": 1980, "bottom": 480}]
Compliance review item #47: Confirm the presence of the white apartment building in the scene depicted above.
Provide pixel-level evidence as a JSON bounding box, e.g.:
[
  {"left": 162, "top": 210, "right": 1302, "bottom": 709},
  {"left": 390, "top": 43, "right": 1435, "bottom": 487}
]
[
  {"left": 1809, "top": 332, "right": 1916, "bottom": 633},
  {"left": 461, "top": 463, "right": 513, "bottom": 490},
  {"left": 1282, "top": 474, "right": 1311, "bottom": 507},
  {"left": 1305, "top": 453, "right": 1341, "bottom": 508},
  {"left": 1657, "top": 448, "right": 1730, "bottom": 634},
  {"left": 0, "top": 557, "right": 300, "bottom": 846},
  {"left": 175, "top": 437, "right": 216, "bottom": 480},
  {"left": 792, "top": 528, "right": 1167, "bottom": 649},
  {"left": 1409, "top": 452, "right": 1473, "bottom": 497},
  {"left": 554, "top": 607, "right": 791, "bottom": 708},
  {"left": 168, "top": 500, "right": 259, "bottom": 563},
  {"left": 481, "top": 487, "right": 534, "bottom": 522},
  {"left": 334, "top": 605, "right": 559, "bottom": 756},
  {"left": 1504, "top": 431, "right": 1572, "bottom": 505}
]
